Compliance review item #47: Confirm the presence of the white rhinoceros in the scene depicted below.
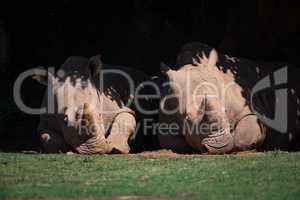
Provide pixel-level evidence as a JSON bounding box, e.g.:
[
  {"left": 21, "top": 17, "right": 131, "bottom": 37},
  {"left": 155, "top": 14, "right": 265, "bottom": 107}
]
[
  {"left": 158, "top": 42, "right": 300, "bottom": 154},
  {"left": 33, "top": 55, "right": 150, "bottom": 154}
]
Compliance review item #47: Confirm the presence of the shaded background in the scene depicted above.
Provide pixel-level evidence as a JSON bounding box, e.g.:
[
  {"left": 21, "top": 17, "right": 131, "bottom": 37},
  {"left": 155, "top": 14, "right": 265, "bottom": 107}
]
[{"left": 0, "top": 0, "right": 300, "bottom": 152}]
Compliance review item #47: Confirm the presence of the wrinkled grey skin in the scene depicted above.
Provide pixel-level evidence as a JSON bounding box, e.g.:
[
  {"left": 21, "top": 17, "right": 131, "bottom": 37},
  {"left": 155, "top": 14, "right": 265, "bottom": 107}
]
[
  {"left": 34, "top": 55, "right": 148, "bottom": 154},
  {"left": 159, "top": 42, "right": 300, "bottom": 154}
]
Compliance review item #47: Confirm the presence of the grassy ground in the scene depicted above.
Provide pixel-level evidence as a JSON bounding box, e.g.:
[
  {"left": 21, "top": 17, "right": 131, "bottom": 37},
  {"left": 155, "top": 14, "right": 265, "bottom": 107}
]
[{"left": 0, "top": 152, "right": 300, "bottom": 200}]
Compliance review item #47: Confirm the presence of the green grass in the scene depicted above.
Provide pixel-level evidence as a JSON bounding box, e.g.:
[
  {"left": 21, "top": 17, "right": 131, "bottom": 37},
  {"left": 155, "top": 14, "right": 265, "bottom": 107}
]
[{"left": 0, "top": 152, "right": 300, "bottom": 200}]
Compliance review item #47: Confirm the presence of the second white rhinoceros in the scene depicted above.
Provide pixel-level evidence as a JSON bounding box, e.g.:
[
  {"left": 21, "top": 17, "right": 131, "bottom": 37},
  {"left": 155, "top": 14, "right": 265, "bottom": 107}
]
[{"left": 158, "top": 42, "right": 300, "bottom": 154}]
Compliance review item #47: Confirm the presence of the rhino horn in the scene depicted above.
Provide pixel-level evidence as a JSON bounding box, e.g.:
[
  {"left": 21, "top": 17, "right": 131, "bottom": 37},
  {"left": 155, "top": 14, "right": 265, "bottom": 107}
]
[
  {"left": 82, "top": 103, "right": 96, "bottom": 127},
  {"left": 207, "top": 49, "right": 218, "bottom": 68}
]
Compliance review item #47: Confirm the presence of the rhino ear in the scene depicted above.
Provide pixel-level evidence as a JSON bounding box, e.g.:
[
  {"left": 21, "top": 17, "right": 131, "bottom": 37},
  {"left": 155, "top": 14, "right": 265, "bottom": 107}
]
[
  {"left": 88, "top": 55, "right": 102, "bottom": 78},
  {"left": 207, "top": 49, "right": 218, "bottom": 68},
  {"left": 160, "top": 62, "right": 172, "bottom": 75},
  {"left": 32, "top": 68, "right": 56, "bottom": 86},
  {"left": 160, "top": 62, "right": 176, "bottom": 80}
]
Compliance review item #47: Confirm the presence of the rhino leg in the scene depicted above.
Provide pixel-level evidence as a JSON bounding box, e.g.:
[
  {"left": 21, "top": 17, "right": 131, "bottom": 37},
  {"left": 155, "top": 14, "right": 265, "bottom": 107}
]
[
  {"left": 40, "top": 131, "right": 71, "bottom": 153},
  {"left": 107, "top": 112, "right": 136, "bottom": 154},
  {"left": 75, "top": 103, "right": 113, "bottom": 154},
  {"left": 233, "top": 115, "right": 265, "bottom": 151}
]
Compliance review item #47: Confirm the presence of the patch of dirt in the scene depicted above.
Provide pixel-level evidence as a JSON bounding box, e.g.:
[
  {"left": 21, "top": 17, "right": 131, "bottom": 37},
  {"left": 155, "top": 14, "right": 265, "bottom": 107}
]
[
  {"left": 137, "top": 150, "right": 189, "bottom": 157},
  {"left": 135, "top": 149, "right": 214, "bottom": 157},
  {"left": 233, "top": 151, "right": 265, "bottom": 157},
  {"left": 134, "top": 150, "right": 265, "bottom": 158}
]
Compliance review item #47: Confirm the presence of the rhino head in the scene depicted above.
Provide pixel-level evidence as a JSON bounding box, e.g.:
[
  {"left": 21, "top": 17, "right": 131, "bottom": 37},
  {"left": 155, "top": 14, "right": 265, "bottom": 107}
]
[
  {"left": 33, "top": 55, "right": 112, "bottom": 154},
  {"left": 160, "top": 50, "right": 232, "bottom": 152}
]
